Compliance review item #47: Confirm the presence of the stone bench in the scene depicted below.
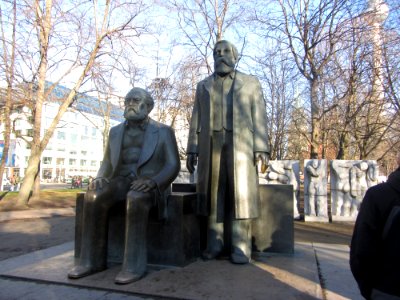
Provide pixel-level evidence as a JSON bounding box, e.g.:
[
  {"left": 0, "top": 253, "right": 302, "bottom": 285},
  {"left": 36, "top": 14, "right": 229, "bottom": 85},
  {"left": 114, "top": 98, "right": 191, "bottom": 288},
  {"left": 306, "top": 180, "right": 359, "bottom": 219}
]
[
  {"left": 74, "top": 183, "right": 200, "bottom": 267},
  {"left": 74, "top": 183, "right": 294, "bottom": 268}
]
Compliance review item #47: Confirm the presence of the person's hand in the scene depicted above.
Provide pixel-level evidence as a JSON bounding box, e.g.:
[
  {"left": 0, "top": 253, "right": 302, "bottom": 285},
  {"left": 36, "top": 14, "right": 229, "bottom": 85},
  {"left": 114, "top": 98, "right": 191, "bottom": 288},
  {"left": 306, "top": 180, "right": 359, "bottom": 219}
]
[
  {"left": 255, "top": 152, "right": 269, "bottom": 173},
  {"left": 186, "top": 153, "right": 198, "bottom": 174},
  {"left": 131, "top": 178, "right": 156, "bottom": 193},
  {"left": 88, "top": 177, "right": 109, "bottom": 191}
]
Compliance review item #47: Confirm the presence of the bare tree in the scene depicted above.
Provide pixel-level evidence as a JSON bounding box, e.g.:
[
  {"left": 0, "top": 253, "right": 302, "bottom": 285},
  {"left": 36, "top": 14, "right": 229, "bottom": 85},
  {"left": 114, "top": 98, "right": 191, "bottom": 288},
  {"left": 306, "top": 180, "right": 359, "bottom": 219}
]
[
  {"left": 14, "top": 0, "right": 148, "bottom": 204},
  {"left": 161, "top": 0, "right": 247, "bottom": 74},
  {"left": 255, "top": 0, "right": 359, "bottom": 158},
  {"left": 0, "top": 0, "right": 17, "bottom": 190}
]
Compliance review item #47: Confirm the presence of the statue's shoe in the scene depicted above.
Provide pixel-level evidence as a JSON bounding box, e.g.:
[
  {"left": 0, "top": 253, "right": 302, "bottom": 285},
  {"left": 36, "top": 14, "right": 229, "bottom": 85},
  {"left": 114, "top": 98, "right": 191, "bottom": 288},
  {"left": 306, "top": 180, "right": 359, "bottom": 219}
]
[
  {"left": 201, "top": 247, "right": 222, "bottom": 260},
  {"left": 115, "top": 270, "right": 144, "bottom": 285},
  {"left": 231, "top": 248, "right": 250, "bottom": 264},
  {"left": 68, "top": 265, "right": 96, "bottom": 279},
  {"left": 202, "top": 240, "right": 223, "bottom": 260}
]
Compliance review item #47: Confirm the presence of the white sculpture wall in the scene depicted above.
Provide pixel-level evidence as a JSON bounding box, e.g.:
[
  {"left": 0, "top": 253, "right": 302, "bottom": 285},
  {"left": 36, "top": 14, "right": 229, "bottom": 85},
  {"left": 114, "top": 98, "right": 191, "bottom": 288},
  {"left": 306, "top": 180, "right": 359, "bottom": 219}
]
[
  {"left": 304, "top": 159, "right": 328, "bottom": 222},
  {"left": 259, "top": 160, "right": 300, "bottom": 219},
  {"left": 330, "top": 160, "right": 379, "bottom": 221}
]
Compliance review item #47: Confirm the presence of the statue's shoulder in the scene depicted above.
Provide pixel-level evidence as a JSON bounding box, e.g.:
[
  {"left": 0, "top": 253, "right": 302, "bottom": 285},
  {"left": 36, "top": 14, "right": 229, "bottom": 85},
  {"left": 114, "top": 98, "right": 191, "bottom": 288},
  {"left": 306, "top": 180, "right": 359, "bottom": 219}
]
[
  {"left": 148, "top": 118, "right": 173, "bottom": 132},
  {"left": 110, "top": 122, "right": 125, "bottom": 133},
  {"left": 236, "top": 71, "right": 260, "bottom": 84},
  {"left": 197, "top": 75, "right": 214, "bottom": 87}
]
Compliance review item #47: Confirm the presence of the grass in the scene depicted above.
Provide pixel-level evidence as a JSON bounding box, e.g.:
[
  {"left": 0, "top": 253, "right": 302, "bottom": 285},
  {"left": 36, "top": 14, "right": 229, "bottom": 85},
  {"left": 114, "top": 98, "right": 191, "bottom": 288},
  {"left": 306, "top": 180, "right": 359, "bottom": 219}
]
[{"left": 0, "top": 189, "right": 83, "bottom": 212}]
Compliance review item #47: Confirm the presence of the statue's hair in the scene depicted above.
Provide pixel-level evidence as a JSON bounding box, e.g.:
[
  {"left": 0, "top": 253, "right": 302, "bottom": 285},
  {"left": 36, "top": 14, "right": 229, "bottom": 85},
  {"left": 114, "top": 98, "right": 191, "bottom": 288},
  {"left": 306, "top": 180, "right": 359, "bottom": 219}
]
[
  {"left": 125, "top": 87, "right": 154, "bottom": 112},
  {"left": 213, "top": 40, "right": 239, "bottom": 60}
]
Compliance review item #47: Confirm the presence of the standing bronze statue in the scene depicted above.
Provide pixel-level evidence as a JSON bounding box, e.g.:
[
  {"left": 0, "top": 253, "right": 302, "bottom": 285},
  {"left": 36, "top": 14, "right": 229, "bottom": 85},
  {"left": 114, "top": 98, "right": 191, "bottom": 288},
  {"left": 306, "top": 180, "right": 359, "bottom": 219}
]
[
  {"left": 186, "top": 40, "right": 270, "bottom": 264},
  {"left": 68, "top": 87, "right": 180, "bottom": 284}
]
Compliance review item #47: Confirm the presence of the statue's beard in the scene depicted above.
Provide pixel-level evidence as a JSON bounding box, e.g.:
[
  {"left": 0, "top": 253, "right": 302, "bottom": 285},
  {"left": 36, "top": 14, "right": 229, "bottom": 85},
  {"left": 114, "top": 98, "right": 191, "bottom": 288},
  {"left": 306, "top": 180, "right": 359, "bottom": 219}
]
[
  {"left": 124, "top": 106, "right": 147, "bottom": 122},
  {"left": 215, "top": 58, "right": 235, "bottom": 75}
]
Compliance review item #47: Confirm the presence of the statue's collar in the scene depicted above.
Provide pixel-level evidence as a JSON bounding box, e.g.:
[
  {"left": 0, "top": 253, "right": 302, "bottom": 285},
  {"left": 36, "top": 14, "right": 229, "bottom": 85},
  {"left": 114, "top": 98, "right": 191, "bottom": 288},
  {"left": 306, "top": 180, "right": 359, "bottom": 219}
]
[
  {"left": 124, "top": 118, "right": 148, "bottom": 131},
  {"left": 214, "top": 70, "right": 235, "bottom": 80}
]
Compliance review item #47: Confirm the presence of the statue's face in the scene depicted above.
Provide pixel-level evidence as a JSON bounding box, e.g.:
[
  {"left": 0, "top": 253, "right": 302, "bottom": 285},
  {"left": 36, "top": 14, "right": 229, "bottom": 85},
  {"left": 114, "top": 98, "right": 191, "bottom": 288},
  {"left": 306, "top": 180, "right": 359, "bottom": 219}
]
[
  {"left": 311, "top": 159, "right": 319, "bottom": 168},
  {"left": 124, "top": 93, "right": 149, "bottom": 122},
  {"left": 213, "top": 41, "right": 237, "bottom": 76}
]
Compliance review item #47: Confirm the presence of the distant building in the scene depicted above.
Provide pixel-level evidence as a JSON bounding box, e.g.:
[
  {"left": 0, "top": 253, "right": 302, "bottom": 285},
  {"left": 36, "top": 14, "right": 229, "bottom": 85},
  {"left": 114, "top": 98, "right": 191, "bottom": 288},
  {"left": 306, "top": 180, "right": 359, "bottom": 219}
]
[{"left": 0, "top": 84, "right": 123, "bottom": 182}]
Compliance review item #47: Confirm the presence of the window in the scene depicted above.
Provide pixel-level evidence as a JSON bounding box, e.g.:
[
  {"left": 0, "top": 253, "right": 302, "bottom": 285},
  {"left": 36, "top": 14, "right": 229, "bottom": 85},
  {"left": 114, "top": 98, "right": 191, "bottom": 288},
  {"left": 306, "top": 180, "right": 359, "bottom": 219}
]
[
  {"left": 43, "top": 157, "right": 52, "bottom": 164},
  {"left": 81, "top": 151, "right": 87, "bottom": 156},
  {"left": 70, "top": 133, "right": 78, "bottom": 144},
  {"left": 90, "top": 160, "right": 97, "bottom": 167},
  {"left": 56, "top": 158, "right": 65, "bottom": 165},
  {"left": 69, "top": 150, "right": 77, "bottom": 155},
  {"left": 80, "top": 160, "right": 87, "bottom": 166},
  {"left": 27, "top": 129, "right": 33, "bottom": 137},
  {"left": 69, "top": 159, "right": 76, "bottom": 165},
  {"left": 92, "top": 127, "right": 97, "bottom": 136},
  {"left": 57, "top": 131, "right": 66, "bottom": 140}
]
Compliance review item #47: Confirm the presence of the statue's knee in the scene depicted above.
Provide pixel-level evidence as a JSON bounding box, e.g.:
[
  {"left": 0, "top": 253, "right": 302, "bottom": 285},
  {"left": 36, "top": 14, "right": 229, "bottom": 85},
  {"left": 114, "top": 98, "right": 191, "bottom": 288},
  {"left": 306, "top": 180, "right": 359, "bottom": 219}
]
[{"left": 126, "top": 191, "right": 152, "bottom": 212}]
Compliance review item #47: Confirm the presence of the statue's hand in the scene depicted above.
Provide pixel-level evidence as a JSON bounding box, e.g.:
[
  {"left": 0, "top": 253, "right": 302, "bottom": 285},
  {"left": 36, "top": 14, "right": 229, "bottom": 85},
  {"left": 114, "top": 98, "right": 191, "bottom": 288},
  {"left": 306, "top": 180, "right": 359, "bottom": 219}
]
[
  {"left": 131, "top": 178, "right": 157, "bottom": 193},
  {"left": 88, "top": 177, "right": 109, "bottom": 191},
  {"left": 255, "top": 152, "right": 269, "bottom": 173},
  {"left": 186, "top": 153, "right": 198, "bottom": 174}
]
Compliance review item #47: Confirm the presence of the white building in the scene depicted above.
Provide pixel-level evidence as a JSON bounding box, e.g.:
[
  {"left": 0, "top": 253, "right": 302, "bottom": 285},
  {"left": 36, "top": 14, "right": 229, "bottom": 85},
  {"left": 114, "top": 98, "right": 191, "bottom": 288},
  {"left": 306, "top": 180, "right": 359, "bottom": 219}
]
[{"left": 1, "top": 85, "right": 123, "bottom": 182}]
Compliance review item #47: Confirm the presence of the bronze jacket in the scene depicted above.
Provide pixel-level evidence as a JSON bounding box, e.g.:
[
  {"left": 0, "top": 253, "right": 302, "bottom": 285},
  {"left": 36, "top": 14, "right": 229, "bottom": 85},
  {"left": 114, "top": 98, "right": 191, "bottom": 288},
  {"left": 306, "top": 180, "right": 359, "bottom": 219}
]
[{"left": 97, "top": 118, "right": 180, "bottom": 220}]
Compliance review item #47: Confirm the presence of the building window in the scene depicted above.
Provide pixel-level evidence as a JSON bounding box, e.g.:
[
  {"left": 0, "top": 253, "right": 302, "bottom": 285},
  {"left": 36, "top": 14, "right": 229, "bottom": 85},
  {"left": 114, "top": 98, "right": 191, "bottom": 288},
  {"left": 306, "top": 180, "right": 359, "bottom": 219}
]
[
  {"left": 43, "top": 157, "right": 52, "bottom": 164},
  {"left": 70, "top": 133, "right": 78, "bottom": 144},
  {"left": 56, "top": 158, "right": 65, "bottom": 165},
  {"left": 27, "top": 129, "right": 33, "bottom": 137},
  {"left": 81, "top": 151, "right": 87, "bottom": 156},
  {"left": 90, "top": 160, "right": 97, "bottom": 167},
  {"left": 69, "top": 150, "right": 77, "bottom": 155},
  {"left": 69, "top": 159, "right": 76, "bottom": 165},
  {"left": 57, "top": 131, "right": 66, "bottom": 140},
  {"left": 80, "top": 160, "right": 87, "bottom": 166}
]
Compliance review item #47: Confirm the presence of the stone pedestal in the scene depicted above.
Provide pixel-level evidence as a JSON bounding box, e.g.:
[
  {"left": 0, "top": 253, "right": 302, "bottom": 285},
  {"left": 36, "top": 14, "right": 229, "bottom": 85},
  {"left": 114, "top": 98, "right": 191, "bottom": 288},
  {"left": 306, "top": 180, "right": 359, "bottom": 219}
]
[
  {"left": 74, "top": 185, "right": 200, "bottom": 267},
  {"left": 252, "top": 184, "right": 294, "bottom": 254}
]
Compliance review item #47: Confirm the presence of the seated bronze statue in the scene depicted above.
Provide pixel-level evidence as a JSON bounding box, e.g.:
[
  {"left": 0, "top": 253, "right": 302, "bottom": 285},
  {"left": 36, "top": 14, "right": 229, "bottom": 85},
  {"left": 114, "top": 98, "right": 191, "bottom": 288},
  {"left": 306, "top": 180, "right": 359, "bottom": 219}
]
[{"left": 68, "top": 87, "right": 180, "bottom": 284}]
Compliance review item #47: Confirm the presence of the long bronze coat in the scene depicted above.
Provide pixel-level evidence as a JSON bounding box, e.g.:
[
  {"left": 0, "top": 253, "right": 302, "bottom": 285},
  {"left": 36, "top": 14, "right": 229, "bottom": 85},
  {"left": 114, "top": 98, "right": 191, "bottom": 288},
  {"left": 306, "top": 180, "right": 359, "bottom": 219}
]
[{"left": 187, "top": 71, "right": 269, "bottom": 219}]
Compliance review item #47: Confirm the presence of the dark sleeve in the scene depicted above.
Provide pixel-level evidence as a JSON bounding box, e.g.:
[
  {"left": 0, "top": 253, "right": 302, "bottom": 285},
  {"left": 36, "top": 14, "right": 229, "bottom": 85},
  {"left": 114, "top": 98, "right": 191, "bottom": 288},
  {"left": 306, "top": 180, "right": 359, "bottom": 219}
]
[
  {"left": 96, "top": 131, "right": 113, "bottom": 179},
  {"left": 151, "top": 127, "right": 180, "bottom": 191},
  {"left": 350, "top": 188, "right": 382, "bottom": 299}
]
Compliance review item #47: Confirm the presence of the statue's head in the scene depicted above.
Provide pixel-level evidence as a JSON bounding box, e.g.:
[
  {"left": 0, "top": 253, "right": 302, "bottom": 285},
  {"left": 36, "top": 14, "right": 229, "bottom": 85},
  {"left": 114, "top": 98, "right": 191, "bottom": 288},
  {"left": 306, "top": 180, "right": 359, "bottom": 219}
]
[
  {"left": 359, "top": 161, "right": 369, "bottom": 171},
  {"left": 213, "top": 40, "right": 238, "bottom": 76},
  {"left": 311, "top": 159, "right": 319, "bottom": 168},
  {"left": 123, "top": 87, "right": 154, "bottom": 122}
]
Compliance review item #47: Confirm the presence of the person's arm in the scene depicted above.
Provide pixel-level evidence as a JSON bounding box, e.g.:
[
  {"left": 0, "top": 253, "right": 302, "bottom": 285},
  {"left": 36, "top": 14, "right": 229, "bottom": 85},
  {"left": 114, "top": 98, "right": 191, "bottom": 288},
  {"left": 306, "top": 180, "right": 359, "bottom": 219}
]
[{"left": 350, "top": 189, "right": 381, "bottom": 299}]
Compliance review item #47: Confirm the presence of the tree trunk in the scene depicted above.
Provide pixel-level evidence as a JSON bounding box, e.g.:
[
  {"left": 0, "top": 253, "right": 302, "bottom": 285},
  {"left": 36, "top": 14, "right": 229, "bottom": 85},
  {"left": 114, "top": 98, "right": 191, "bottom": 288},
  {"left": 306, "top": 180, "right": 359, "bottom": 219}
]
[
  {"left": 17, "top": 152, "right": 41, "bottom": 204},
  {"left": 310, "top": 78, "right": 321, "bottom": 159},
  {"left": 336, "top": 132, "right": 348, "bottom": 159}
]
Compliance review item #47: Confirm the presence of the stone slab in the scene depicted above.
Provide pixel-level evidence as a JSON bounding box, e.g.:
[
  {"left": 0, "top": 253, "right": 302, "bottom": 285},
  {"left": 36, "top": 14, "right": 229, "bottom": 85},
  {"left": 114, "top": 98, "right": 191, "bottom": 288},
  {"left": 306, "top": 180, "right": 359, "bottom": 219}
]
[
  {"left": 0, "top": 242, "right": 322, "bottom": 300},
  {"left": 252, "top": 184, "right": 294, "bottom": 254},
  {"left": 305, "top": 216, "right": 330, "bottom": 223},
  {"left": 313, "top": 243, "right": 362, "bottom": 300},
  {"left": 75, "top": 190, "right": 200, "bottom": 267}
]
